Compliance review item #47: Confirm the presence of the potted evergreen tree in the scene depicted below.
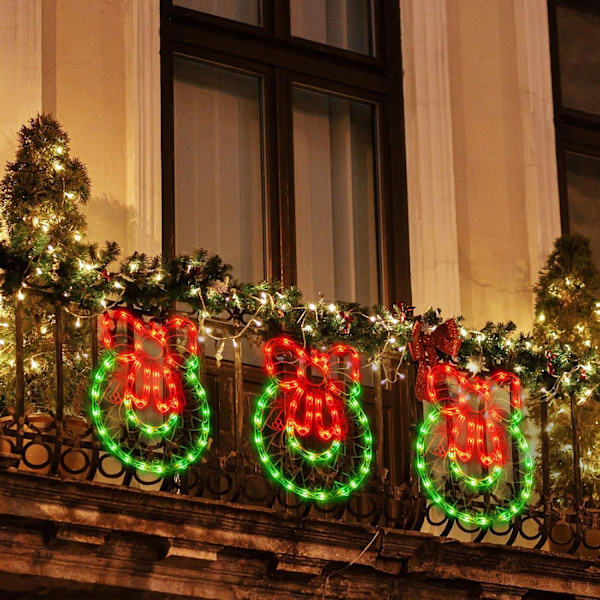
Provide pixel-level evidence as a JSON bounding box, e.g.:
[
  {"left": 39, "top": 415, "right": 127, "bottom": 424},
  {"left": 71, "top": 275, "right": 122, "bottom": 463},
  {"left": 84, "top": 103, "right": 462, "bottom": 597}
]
[{"left": 0, "top": 114, "right": 117, "bottom": 475}]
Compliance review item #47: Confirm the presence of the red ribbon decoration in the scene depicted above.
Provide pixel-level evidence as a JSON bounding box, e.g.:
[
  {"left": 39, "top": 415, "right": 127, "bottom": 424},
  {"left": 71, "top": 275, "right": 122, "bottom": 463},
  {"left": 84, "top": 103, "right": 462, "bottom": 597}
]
[
  {"left": 409, "top": 319, "right": 462, "bottom": 401},
  {"left": 101, "top": 310, "right": 198, "bottom": 415},
  {"left": 426, "top": 365, "right": 521, "bottom": 468},
  {"left": 264, "top": 337, "right": 360, "bottom": 442}
]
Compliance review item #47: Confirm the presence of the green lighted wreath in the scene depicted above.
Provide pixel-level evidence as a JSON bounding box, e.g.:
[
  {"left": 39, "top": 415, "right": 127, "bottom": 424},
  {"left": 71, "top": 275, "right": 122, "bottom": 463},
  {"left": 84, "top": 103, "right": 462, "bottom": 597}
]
[
  {"left": 415, "top": 365, "right": 534, "bottom": 526},
  {"left": 252, "top": 337, "right": 373, "bottom": 502},
  {"left": 90, "top": 311, "right": 210, "bottom": 475}
]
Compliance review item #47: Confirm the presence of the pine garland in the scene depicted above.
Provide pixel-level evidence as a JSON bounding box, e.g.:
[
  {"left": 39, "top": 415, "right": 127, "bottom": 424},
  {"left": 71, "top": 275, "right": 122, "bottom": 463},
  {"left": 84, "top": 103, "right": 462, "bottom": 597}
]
[{"left": 1, "top": 115, "right": 599, "bottom": 432}]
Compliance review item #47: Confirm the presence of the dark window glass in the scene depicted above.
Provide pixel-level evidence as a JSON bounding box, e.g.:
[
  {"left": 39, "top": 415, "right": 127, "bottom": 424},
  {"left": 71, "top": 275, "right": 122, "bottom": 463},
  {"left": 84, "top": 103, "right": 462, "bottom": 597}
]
[
  {"left": 556, "top": 0, "right": 600, "bottom": 115},
  {"left": 565, "top": 151, "right": 600, "bottom": 263}
]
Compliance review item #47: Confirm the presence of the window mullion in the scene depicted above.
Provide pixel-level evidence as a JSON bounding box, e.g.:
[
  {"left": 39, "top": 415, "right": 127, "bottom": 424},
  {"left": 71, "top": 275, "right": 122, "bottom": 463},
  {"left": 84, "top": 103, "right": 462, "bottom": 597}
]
[{"left": 274, "top": 67, "right": 297, "bottom": 286}]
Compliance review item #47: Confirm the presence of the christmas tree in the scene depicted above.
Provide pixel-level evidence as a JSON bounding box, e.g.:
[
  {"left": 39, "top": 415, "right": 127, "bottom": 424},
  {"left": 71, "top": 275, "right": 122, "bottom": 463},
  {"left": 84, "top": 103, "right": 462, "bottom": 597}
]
[
  {"left": 0, "top": 114, "right": 118, "bottom": 414},
  {"left": 532, "top": 234, "right": 600, "bottom": 506}
]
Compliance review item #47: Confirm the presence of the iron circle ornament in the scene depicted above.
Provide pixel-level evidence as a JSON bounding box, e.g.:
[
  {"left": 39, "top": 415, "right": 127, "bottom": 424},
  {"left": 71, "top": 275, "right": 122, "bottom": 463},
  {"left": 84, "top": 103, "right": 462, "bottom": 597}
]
[
  {"left": 90, "top": 310, "right": 210, "bottom": 475},
  {"left": 416, "top": 364, "right": 534, "bottom": 527},
  {"left": 252, "top": 337, "right": 373, "bottom": 502}
]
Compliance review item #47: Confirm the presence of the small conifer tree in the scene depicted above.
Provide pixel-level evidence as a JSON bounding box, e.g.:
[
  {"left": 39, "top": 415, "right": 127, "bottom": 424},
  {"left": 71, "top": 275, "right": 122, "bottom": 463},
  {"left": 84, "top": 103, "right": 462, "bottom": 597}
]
[
  {"left": 532, "top": 234, "right": 600, "bottom": 506},
  {"left": 0, "top": 114, "right": 118, "bottom": 413}
]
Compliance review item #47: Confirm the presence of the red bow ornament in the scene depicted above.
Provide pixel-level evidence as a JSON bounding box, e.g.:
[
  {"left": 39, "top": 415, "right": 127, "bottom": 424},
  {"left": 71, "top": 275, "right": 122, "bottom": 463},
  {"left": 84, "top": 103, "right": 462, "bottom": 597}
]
[
  {"left": 264, "top": 337, "right": 360, "bottom": 442},
  {"left": 101, "top": 310, "right": 198, "bottom": 415},
  {"left": 409, "top": 319, "right": 462, "bottom": 401}
]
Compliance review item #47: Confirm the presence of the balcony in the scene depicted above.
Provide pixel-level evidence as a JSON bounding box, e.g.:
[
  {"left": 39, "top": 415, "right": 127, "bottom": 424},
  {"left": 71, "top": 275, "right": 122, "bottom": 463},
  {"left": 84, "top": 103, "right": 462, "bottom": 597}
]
[{"left": 1, "top": 292, "right": 600, "bottom": 599}]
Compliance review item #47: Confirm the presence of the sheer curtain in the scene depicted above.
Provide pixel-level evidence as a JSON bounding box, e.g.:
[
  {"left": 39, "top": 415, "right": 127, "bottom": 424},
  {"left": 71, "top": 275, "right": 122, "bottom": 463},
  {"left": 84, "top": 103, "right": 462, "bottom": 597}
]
[
  {"left": 173, "top": 57, "right": 265, "bottom": 284},
  {"left": 290, "top": 0, "right": 373, "bottom": 55},
  {"left": 173, "top": 0, "right": 261, "bottom": 26},
  {"left": 292, "top": 88, "right": 379, "bottom": 306}
]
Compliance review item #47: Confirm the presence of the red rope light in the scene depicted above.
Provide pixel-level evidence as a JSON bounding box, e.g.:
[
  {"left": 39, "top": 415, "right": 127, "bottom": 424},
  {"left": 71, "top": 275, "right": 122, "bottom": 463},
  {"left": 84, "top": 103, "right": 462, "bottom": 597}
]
[
  {"left": 426, "top": 364, "right": 521, "bottom": 468},
  {"left": 264, "top": 337, "right": 360, "bottom": 442},
  {"left": 101, "top": 310, "right": 198, "bottom": 415}
]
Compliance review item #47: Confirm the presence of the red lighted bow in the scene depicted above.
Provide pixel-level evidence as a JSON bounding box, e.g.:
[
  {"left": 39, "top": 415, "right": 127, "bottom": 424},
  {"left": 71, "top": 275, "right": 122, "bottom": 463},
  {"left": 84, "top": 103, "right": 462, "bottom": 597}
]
[
  {"left": 409, "top": 319, "right": 462, "bottom": 401},
  {"left": 426, "top": 365, "right": 521, "bottom": 468},
  {"left": 264, "top": 337, "right": 360, "bottom": 442},
  {"left": 101, "top": 310, "right": 198, "bottom": 414}
]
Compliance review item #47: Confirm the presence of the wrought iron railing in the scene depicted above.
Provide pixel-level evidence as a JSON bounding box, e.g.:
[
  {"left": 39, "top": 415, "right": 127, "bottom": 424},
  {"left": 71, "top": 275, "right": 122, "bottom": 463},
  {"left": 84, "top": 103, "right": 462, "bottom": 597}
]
[{"left": 0, "top": 296, "right": 597, "bottom": 556}]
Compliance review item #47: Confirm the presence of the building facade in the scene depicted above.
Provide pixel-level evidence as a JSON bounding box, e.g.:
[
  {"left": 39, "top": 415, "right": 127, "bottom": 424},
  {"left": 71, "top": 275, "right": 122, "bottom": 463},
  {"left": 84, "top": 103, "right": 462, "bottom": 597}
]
[{"left": 0, "top": 1, "right": 599, "bottom": 598}]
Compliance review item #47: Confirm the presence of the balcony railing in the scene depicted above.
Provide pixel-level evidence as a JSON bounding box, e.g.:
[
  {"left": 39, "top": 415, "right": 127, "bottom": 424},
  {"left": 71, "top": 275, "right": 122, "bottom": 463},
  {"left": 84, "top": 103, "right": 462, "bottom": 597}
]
[{"left": 0, "top": 295, "right": 596, "bottom": 556}]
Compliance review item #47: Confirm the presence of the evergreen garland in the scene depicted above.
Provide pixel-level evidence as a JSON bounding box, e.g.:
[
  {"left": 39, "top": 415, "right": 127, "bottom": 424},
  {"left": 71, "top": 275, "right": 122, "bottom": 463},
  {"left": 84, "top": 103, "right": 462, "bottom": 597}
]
[{"left": 0, "top": 114, "right": 599, "bottom": 453}]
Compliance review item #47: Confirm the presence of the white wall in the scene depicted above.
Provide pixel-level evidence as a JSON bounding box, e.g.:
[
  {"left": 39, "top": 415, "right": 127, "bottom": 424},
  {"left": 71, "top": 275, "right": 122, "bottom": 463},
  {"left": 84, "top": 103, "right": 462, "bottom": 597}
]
[
  {"left": 0, "top": 0, "right": 161, "bottom": 257},
  {"left": 402, "top": 0, "right": 561, "bottom": 330}
]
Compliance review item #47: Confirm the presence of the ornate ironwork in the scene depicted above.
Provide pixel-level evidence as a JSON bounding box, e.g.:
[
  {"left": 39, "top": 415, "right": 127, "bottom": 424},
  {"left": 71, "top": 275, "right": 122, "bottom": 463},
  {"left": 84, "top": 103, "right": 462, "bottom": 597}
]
[{"left": 0, "top": 298, "right": 597, "bottom": 555}]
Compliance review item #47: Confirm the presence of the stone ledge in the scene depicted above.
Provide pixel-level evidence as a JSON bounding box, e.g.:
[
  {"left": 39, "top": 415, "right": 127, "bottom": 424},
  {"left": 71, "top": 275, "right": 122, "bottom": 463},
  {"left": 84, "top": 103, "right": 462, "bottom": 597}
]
[{"left": 1, "top": 471, "right": 600, "bottom": 598}]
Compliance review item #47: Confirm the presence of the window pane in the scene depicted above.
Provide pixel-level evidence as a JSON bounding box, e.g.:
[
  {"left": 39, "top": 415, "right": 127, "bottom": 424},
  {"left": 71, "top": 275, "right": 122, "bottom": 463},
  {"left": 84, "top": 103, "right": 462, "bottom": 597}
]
[
  {"left": 566, "top": 151, "right": 600, "bottom": 264},
  {"left": 556, "top": 0, "right": 600, "bottom": 115},
  {"left": 173, "top": 0, "right": 261, "bottom": 27},
  {"left": 290, "top": 0, "right": 374, "bottom": 56},
  {"left": 173, "top": 57, "right": 265, "bottom": 282},
  {"left": 292, "top": 87, "right": 379, "bottom": 306}
]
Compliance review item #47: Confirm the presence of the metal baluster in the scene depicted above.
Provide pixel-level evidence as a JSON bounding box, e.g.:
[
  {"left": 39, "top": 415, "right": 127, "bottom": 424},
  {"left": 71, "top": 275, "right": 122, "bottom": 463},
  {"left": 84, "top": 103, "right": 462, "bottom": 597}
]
[
  {"left": 54, "top": 301, "right": 64, "bottom": 423},
  {"left": 13, "top": 298, "right": 26, "bottom": 464},
  {"left": 373, "top": 363, "right": 385, "bottom": 478},
  {"left": 570, "top": 393, "right": 584, "bottom": 553},
  {"left": 536, "top": 392, "right": 552, "bottom": 549},
  {"left": 233, "top": 332, "right": 246, "bottom": 497},
  {"left": 14, "top": 298, "right": 25, "bottom": 421}
]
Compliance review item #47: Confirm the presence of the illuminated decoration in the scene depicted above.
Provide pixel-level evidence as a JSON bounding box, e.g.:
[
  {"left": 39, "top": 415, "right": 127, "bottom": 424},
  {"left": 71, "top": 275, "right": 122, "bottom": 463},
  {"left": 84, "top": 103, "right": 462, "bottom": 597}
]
[
  {"left": 253, "top": 337, "right": 373, "bottom": 501},
  {"left": 416, "top": 364, "right": 533, "bottom": 526},
  {"left": 91, "top": 310, "right": 210, "bottom": 474},
  {"left": 409, "top": 319, "right": 462, "bottom": 401}
]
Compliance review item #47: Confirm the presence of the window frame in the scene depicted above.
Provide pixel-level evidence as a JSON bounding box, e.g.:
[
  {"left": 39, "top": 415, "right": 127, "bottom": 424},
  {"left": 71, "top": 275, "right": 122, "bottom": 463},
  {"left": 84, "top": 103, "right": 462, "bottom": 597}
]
[
  {"left": 547, "top": 0, "right": 600, "bottom": 233},
  {"left": 160, "top": 0, "right": 411, "bottom": 306}
]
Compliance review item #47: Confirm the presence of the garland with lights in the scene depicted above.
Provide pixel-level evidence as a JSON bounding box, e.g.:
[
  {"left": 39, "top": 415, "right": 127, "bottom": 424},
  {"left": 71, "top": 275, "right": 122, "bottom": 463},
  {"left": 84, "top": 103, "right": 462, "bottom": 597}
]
[
  {"left": 252, "top": 337, "right": 372, "bottom": 501},
  {"left": 1, "top": 114, "right": 599, "bottom": 506}
]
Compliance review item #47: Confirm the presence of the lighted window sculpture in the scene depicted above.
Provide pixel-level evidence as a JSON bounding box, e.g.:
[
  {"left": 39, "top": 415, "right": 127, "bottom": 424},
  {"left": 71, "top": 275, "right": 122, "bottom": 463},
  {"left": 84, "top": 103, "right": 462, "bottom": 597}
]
[
  {"left": 253, "top": 337, "right": 373, "bottom": 501},
  {"left": 91, "top": 310, "right": 210, "bottom": 474},
  {"left": 415, "top": 364, "right": 533, "bottom": 526}
]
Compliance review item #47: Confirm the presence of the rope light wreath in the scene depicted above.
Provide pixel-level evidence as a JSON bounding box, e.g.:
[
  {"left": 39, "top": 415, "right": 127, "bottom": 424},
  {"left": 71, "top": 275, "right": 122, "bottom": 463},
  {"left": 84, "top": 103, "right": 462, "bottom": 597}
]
[
  {"left": 415, "top": 364, "right": 533, "bottom": 526},
  {"left": 252, "top": 337, "right": 373, "bottom": 501},
  {"left": 90, "top": 310, "right": 210, "bottom": 474}
]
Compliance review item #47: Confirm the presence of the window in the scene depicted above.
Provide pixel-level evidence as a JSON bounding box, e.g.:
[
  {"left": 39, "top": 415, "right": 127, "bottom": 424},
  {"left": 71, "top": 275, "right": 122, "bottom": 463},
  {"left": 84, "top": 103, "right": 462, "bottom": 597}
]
[
  {"left": 160, "top": 0, "right": 409, "bottom": 306},
  {"left": 548, "top": 0, "right": 600, "bottom": 263}
]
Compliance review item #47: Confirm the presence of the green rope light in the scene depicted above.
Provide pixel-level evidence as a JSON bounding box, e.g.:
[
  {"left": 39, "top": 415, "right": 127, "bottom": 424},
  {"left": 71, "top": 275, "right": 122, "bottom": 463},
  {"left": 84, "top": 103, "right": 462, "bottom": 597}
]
[
  {"left": 253, "top": 380, "right": 373, "bottom": 501},
  {"left": 416, "top": 408, "right": 534, "bottom": 526},
  {"left": 91, "top": 351, "right": 210, "bottom": 474}
]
